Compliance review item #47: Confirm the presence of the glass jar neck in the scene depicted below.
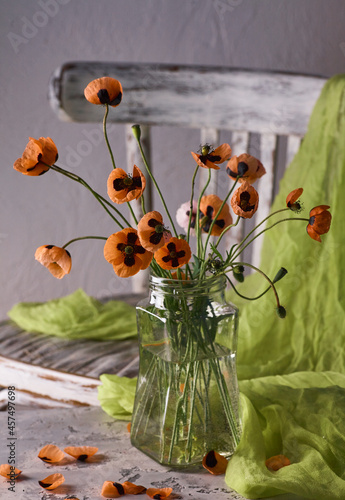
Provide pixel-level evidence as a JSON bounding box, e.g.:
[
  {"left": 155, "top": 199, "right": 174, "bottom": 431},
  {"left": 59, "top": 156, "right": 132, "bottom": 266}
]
[{"left": 149, "top": 274, "right": 227, "bottom": 299}]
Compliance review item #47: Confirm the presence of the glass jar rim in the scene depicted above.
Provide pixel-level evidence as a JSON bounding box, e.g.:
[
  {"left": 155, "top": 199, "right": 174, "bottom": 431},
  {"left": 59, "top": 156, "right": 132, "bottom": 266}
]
[{"left": 149, "top": 273, "right": 227, "bottom": 294}]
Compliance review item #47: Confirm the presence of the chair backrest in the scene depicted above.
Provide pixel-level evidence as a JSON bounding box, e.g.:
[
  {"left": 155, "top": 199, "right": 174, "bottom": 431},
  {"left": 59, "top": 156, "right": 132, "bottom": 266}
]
[{"left": 49, "top": 63, "right": 327, "bottom": 292}]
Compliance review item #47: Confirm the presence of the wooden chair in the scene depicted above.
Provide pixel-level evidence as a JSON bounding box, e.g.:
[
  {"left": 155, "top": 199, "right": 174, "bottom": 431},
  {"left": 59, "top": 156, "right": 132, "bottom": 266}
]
[{"left": 0, "top": 64, "right": 327, "bottom": 408}]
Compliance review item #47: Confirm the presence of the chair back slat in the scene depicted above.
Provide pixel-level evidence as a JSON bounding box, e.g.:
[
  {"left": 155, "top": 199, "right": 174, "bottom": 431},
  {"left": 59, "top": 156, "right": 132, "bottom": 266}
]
[{"left": 49, "top": 62, "right": 327, "bottom": 291}]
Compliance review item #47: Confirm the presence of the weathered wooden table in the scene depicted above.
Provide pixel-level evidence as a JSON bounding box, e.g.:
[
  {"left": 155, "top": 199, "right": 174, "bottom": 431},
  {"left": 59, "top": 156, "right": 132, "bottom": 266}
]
[{"left": 0, "top": 406, "right": 308, "bottom": 500}]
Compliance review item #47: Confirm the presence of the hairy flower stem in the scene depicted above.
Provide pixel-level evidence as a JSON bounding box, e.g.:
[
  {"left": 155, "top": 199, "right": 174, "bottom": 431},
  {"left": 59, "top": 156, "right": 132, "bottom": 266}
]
[
  {"left": 62, "top": 235, "right": 107, "bottom": 249},
  {"left": 50, "top": 165, "right": 131, "bottom": 228},
  {"left": 134, "top": 133, "right": 178, "bottom": 238},
  {"left": 103, "top": 104, "right": 116, "bottom": 169}
]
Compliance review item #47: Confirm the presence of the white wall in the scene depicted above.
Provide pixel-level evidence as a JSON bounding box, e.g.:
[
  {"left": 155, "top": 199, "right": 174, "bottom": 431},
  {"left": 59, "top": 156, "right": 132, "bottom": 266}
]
[{"left": 2, "top": 0, "right": 345, "bottom": 319}]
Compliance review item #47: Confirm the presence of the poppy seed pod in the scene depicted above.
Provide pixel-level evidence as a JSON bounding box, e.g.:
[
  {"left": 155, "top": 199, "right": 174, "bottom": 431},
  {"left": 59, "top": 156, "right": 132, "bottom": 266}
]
[
  {"left": 131, "top": 124, "right": 141, "bottom": 141},
  {"left": 276, "top": 305, "right": 287, "bottom": 319}
]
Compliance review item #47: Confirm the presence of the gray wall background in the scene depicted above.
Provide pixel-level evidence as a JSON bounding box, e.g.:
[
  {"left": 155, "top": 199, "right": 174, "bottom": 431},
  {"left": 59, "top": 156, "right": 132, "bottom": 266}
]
[{"left": 1, "top": 0, "right": 345, "bottom": 319}]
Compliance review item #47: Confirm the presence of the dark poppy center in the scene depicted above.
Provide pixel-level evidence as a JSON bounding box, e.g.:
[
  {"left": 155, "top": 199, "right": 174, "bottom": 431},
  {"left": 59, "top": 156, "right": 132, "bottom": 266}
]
[
  {"left": 239, "top": 191, "right": 255, "bottom": 212},
  {"left": 123, "top": 176, "right": 133, "bottom": 186},
  {"left": 205, "top": 450, "right": 217, "bottom": 468},
  {"left": 309, "top": 215, "right": 315, "bottom": 225},
  {"left": 97, "top": 88, "right": 111, "bottom": 104}
]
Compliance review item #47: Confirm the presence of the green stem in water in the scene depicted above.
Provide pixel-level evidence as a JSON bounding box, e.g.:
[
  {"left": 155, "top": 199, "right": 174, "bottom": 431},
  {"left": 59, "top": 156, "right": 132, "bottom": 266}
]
[
  {"left": 62, "top": 235, "right": 107, "bottom": 249},
  {"left": 103, "top": 104, "right": 116, "bottom": 169}
]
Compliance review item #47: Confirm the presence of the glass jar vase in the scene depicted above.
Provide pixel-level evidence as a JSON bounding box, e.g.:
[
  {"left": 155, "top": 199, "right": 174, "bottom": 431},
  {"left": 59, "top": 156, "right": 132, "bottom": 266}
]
[{"left": 130, "top": 274, "right": 241, "bottom": 467}]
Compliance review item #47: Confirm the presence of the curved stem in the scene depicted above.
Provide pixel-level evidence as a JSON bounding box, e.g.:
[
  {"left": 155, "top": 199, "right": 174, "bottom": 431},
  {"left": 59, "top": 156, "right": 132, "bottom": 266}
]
[
  {"left": 50, "top": 165, "right": 132, "bottom": 229},
  {"left": 135, "top": 137, "right": 178, "bottom": 237},
  {"left": 231, "top": 216, "right": 309, "bottom": 262},
  {"left": 228, "top": 260, "right": 281, "bottom": 307},
  {"left": 62, "top": 235, "right": 107, "bottom": 249},
  {"left": 127, "top": 202, "right": 138, "bottom": 225},
  {"left": 103, "top": 104, "right": 116, "bottom": 169}
]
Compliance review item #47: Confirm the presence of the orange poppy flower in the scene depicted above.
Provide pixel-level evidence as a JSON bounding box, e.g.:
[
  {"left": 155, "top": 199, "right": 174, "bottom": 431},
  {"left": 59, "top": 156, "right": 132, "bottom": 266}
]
[
  {"left": 13, "top": 137, "right": 58, "bottom": 176},
  {"left": 202, "top": 450, "right": 228, "bottom": 475},
  {"left": 84, "top": 77, "right": 123, "bottom": 107},
  {"left": 35, "top": 245, "right": 72, "bottom": 279},
  {"left": 265, "top": 454, "right": 291, "bottom": 471},
  {"left": 191, "top": 143, "right": 232, "bottom": 170},
  {"left": 231, "top": 182, "right": 259, "bottom": 219},
  {"left": 64, "top": 446, "right": 98, "bottom": 461},
  {"left": 154, "top": 237, "right": 191, "bottom": 270},
  {"left": 199, "top": 195, "right": 233, "bottom": 236},
  {"left": 0, "top": 464, "right": 21, "bottom": 479},
  {"left": 104, "top": 228, "right": 153, "bottom": 277},
  {"left": 226, "top": 154, "right": 265, "bottom": 184},
  {"left": 101, "top": 481, "right": 125, "bottom": 498},
  {"left": 122, "top": 481, "right": 147, "bottom": 495},
  {"left": 146, "top": 487, "right": 173, "bottom": 499},
  {"left": 286, "top": 188, "right": 303, "bottom": 211},
  {"left": 107, "top": 165, "right": 146, "bottom": 204},
  {"left": 38, "top": 473, "right": 65, "bottom": 490},
  {"left": 307, "top": 205, "right": 332, "bottom": 242},
  {"left": 38, "top": 444, "right": 65, "bottom": 463},
  {"left": 138, "top": 211, "right": 170, "bottom": 252}
]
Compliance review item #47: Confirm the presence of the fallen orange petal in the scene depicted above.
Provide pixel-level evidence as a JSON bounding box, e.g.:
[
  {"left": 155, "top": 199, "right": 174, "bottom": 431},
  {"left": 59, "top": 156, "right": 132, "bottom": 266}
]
[
  {"left": 64, "top": 446, "right": 98, "bottom": 461},
  {"left": 265, "top": 454, "right": 291, "bottom": 471},
  {"left": 0, "top": 464, "right": 21, "bottom": 479},
  {"left": 101, "top": 480, "right": 125, "bottom": 497},
  {"left": 127, "top": 422, "right": 131, "bottom": 433},
  {"left": 122, "top": 481, "right": 147, "bottom": 495},
  {"left": 38, "top": 473, "right": 65, "bottom": 490},
  {"left": 202, "top": 450, "right": 228, "bottom": 475},
  {"left": 38, "top": 444, "right": 65, "bottom": 463},
  {"left": 146, "top": 487, "right": 173, "bottom": 499}
]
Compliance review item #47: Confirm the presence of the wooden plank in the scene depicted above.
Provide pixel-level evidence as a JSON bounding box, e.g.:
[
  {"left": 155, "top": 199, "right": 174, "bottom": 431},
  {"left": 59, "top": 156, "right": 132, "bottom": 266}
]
[
  {"left": 49, "top": 63, "right": 326, "bottom": 135},
  {"left": 286, "top": 134, "right": 302, "bottom": 167},
  {"left": 0, "top": 356, "right": 100, "bottom": 406},
  {"left": 251, "top": 133, "right": 277, "bottom": 269}
]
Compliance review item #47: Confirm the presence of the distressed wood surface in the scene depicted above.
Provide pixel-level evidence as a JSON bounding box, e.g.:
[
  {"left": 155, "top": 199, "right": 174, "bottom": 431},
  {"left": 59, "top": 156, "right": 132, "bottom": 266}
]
[
  {"left": 0, "top": 406, "right": 309, "bottom": 500},
  {"left": 49, "top": 62, "right": 326, "bottom": 136}
]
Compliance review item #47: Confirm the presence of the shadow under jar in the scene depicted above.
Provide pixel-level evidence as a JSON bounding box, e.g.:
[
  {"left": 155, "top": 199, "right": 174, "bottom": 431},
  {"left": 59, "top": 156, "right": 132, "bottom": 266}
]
[{"left": 131, "top": 274, "right": 242, "bottom": 468}]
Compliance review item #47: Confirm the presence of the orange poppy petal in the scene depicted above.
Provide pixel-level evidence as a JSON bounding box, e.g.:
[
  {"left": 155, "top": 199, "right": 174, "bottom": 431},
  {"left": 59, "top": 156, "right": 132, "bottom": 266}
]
[
  {"left": 35, "top": 245, "right": 72, "bottom": 279},
  {"left": 0, "top": 464, "right": 21, "bottom": 479},
  {"left": 84, "top": 77, "right": 123, "bottom": 107},
  {"left": 101, "top": 481, "right": 125, "bottom": 498},
  {"left": 122, "top": 481, "right": 147, "bottom": 495},
  {"left": 38, "top": 444, "right": 65, "bottom": 463},
  {"left": 138, "top": 211, "right": 166, "bottom": 252},
  {"left": 213, "top": 143, "right": 232, "bottom": 162},
  {"left": 63, "top": 446, "right": 98, "bottom": 461},
  {"left": 154, "top": 238, "right": 192, "bottom": 270},
  {"left": 13, "top": 157, "right": 49, "bottom": 176},
  {"left": 38, "top": 473, "right": 65, "bottom": 490},
  {"left": 199, "top": 194, "right": 233, "bottom": 235},
  {"left": 146, "top": 487, "right": 173, "bottom": 499},
  {"left": 38, "top": 137, "right": 58, "bottom": 166},
  {"left": 126, "top": 422, "right": 131, "bottom": 433},
  {"left": 226, "top": 153, "right": 265, "bottom": 184},
  {"left": 112, "top": 256, "right": 143, "bottom": 278},
  {"left": 265, "top": 454, "right": 291, "bottom": 471},
  {"left": 310, "top": 205, "right": 331, "bottom": 216},
  {"left": 202, "top": 450, "right": 228, "bottom": 475},
  {"left": 286, "top": 188, "right": 303, "bottom": 207},
  {"left": 230, "top": 182, "right": 259, "bottom": 219},
  {"left": 307, "top": 223, "right": 321, "bottom": 242}
]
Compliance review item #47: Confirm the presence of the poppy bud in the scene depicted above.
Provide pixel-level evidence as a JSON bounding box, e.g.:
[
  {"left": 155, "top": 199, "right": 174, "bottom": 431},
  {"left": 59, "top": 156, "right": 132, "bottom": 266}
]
[
  {"left": 233, "top": 271, "right": 244, "bottom": 282},
  {"left": 273, "top": 267, "right": 288, "bottom": 283},
  {"left": 131, "top": 124, "right": 141, "bottom": 141},
  {"left": 276, "top": 305, "right": 287, "bottom": 319},
  {"left": 234, "top": 265, "right": 244, "bottom": 273},
  {"left": 178, "top": 234, "right": 186, "bottom": 240}
]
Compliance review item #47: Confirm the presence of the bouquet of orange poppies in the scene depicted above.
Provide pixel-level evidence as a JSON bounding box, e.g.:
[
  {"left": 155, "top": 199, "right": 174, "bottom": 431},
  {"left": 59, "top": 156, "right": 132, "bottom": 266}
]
[{"left": 14, "top": 76, "right": 332, "bottom": 316}]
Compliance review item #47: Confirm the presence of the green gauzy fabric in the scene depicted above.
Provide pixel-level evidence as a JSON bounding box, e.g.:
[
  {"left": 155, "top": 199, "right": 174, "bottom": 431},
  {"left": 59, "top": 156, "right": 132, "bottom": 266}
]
[
  {"left": 7, "top": 288, "right": 137, "bottom": 340},
  {"left": 97, "top": 75, "right": 345, "bottom": 499},
  {"left": 98, "top": 373, "right": 137, "bottom": 421}
]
